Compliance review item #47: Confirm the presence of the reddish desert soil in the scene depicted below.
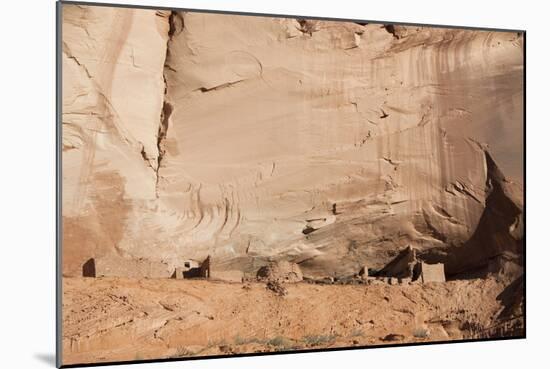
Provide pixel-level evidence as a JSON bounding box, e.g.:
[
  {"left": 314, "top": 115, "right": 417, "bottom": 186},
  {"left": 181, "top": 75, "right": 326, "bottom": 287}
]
[{"left": 62, "top": 276, "right": 523, "bottom": 365}]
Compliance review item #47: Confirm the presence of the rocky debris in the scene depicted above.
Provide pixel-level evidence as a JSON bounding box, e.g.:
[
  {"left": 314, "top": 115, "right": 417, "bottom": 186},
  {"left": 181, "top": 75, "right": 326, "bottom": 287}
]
[
  {"left": 382, "top": 333, "right": 405, "bottom": 342},
  {"left": 257, "top": 261, "right": 303, "bottom": 283},
  {"left": 218, "top": 345, "right": 234, "bottom": 354},
  {"left": 265, "top": 280, "right": 288, "bottom": 296},
  {"left": 305, "top": 274, "right": 416, "bottom": 286}
]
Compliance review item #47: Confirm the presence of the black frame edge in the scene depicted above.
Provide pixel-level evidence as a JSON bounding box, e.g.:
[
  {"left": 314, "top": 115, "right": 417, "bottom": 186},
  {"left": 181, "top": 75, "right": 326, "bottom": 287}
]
[
  {"left": 58, "top": 0, "right": 526, "bottom": 33},
  {"left": 56, "top": 1, "right": 63, "bottom": 368}
]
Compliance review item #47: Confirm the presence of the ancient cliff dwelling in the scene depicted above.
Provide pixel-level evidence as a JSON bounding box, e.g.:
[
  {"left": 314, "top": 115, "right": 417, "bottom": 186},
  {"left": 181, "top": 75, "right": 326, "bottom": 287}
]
[{"left": 60, "top": 3, "right": 524, "bottom": 366}]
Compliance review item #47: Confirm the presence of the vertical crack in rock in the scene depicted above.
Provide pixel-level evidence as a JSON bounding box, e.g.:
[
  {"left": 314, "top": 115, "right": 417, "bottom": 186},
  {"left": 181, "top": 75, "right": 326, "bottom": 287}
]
[
  {"left": 445, "top": 150, "right": 523, "bottom": 276},
  {"left": 155, "top": 11, "right": 183, "bottom": 197},
  {"left": 156, "top": 98, "right": 172, "bottom": 191}
]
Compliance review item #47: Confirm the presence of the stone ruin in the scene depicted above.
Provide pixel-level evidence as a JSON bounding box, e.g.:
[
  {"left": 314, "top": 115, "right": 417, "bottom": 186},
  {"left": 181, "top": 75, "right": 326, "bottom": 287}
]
[
  {"left": 377, "top": 245, "right": 418, "bottom": 279},
  {"left": 256, "top": 260, "right": 304, "bottom": 283},
  {"left": 373, "top": 245, "right": 446, "bottom": 284},
  {"left": 82, "top": 255, "right": 211, "bottom": 280},
  {"left": 172, "top": 256, "right": 249, "bottom": 282},
  {"left": 174, "top": 256, "right": 210, "bottom": 279},
  {"left": 82, "top": 255, "right": 173, "bottom": 279},
  {"left": 174, "top": 256, "right": 246, "bottom": 282},
  {"left": 82, "top": 253, "right": 248, "bottom": 282},
  {"left": 82, "top": 247, "right": 446, "bottom": 285},
  {"left": 415, "top": 262, "right": 445, "bottom": 283},
  {"left": 358, "top": 264, "right": 369, "bottom": 278}
]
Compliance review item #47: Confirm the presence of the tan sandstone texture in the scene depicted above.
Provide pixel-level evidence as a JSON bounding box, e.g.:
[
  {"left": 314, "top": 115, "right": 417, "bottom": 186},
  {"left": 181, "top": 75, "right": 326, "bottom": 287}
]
[{"left": 61, "top": 3, "right": 524, "bottom": 365}]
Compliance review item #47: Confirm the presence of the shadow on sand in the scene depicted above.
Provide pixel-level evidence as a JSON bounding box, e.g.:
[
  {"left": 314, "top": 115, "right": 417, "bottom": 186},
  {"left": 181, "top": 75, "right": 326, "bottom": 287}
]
[{"left": 34, "top": 353, "right": 56, "bottom": 367}]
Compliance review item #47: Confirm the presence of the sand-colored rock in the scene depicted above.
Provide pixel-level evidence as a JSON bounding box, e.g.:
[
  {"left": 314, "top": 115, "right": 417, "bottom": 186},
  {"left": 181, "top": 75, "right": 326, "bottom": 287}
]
[
  {"left": 61, "top": 5, "right": 172, "bottom": 276},
  {"left": 61, "top": 5, "right": 524, "bottom": 280}
]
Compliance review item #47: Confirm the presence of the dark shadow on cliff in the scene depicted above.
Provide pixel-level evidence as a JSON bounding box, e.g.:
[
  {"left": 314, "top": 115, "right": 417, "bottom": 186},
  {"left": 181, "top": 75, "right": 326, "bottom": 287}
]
[
  {"left": 496, "top": 276, "right": 525, "bottom": 320},
  {"left": 445, "top": 151, "right": 524, "bottom": 278}
]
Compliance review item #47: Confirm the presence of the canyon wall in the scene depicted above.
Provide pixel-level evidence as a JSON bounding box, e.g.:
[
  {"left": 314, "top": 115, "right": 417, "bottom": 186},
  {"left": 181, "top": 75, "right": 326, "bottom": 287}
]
[{"left": 61, "top": 5, "right": 524, "bottom": 278}]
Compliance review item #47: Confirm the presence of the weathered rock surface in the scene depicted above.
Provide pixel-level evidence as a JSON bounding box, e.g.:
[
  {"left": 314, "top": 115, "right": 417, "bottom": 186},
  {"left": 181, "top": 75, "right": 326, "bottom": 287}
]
[{"left": 62, "top": 5, "right": 524, "bottom": 278}]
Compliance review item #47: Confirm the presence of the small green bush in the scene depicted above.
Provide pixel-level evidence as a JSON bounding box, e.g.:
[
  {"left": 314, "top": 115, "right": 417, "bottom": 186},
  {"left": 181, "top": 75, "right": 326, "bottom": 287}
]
[{"left": 413, "top": 328, "right": 429, "bottom": 338}]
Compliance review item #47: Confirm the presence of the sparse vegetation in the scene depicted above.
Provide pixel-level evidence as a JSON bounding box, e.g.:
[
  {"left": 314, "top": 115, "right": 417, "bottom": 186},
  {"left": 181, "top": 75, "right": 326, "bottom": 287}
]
[
  {"left": 267, "top": 336, "right": 286, "bottom": 346},
  {"left": 175, "top": 346, "right": 195, "bottom": 357},
  {"left": 303, "top": 334, "right": 337, "bottom": 346},
  {"left": 413, "top": 327, "right": 429, "bottom": 338},
  {"left": 234, "top": 335, "right": 262, "bottom": 345}
]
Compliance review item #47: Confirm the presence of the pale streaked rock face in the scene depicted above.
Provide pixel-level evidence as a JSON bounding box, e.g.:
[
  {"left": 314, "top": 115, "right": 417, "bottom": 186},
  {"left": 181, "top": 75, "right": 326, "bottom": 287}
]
[{"left": 61, "top": 5, "right": 524, "bottom": 278}]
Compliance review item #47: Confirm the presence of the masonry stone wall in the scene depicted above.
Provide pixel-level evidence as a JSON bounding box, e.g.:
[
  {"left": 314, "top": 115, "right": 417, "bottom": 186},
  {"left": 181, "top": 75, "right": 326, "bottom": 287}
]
[
  {"left": 418, "top": 262, "right": 446, "bottom": 283},
  {"left": 86, "top": 256, "right": 173, "bottom": 279}
]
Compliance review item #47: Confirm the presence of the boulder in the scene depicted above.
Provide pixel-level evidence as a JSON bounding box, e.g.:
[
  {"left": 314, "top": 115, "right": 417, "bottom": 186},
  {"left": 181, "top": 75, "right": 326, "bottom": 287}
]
[{"left": 257, "top": 261, "right": 303, "bottom": 283}]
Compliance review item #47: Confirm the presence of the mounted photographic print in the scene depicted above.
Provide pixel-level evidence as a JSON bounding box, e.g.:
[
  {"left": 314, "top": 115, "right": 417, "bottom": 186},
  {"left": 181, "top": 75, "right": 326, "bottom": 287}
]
[{"left": 57, "top": 1, "right": 525, "bottom": 367}]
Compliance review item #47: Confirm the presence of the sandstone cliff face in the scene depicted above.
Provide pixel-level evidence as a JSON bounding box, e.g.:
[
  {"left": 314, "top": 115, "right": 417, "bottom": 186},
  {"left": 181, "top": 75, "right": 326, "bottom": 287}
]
[{"left": 61, "top": 5, "right": 524, "bottom": 278}]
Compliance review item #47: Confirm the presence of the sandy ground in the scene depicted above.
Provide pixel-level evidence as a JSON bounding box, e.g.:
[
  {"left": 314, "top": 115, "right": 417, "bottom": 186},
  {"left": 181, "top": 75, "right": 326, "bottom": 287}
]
[{"left": 62, "top": 276, "right": 523, "bottom": 365}]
